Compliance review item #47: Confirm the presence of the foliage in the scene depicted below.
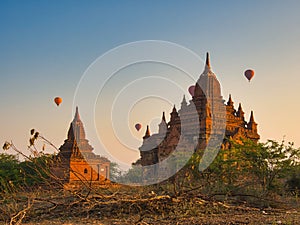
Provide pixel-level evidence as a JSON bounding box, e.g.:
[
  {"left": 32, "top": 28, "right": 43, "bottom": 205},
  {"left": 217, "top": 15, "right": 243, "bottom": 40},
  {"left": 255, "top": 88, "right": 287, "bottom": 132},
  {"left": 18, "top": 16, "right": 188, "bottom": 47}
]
[
  {"left": 241, "top": 139, "right": 300, "bottom": 193},
  {"left": 163, "top": 138, "right": 300, "bottom": 199},
  {"left": 19, "top": 154, "right": 53, "bottom": 187},
  {"left": 0, "top": 153, "right": 22, "bottom": 193},
  {"left": 117, "top": 165, "right": 143, "bottom": 184},
  {"left": 0, "top": 152, "right": 54, "bottom": 193},
  {"left": 1, "top": 130, "right": 58, "bottom": 193},
  {"left": 1, "top": 129, "right": 300, "bottom": 224},
  {"left": 109, "top": 161, "right": 122, "bottom": 181},
  {"left": 286, "top": 165, "right": 300, "bottom": 195}
]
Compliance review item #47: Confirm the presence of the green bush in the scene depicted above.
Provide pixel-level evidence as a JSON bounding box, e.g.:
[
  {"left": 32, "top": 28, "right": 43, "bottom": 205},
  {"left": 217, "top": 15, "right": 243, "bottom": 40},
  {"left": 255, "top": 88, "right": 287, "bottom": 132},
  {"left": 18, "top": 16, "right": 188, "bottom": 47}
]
[
  {"left": 0, "top": 153, "right": 22, "bottom": 193},
  {"left": 0, "top": 153, "right": 53, "bottom": 193}
]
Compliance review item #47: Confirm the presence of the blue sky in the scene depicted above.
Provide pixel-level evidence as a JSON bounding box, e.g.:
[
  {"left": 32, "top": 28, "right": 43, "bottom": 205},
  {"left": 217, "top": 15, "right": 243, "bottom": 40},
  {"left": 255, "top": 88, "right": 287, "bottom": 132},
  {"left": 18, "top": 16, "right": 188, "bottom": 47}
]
[{"left": 1, "top": 1, "right": 300, "bottom": 166}]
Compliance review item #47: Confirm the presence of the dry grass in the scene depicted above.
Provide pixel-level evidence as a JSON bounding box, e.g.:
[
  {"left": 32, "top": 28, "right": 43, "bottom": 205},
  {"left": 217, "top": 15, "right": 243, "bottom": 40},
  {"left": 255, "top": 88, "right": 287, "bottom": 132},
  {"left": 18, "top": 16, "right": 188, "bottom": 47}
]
[{"left": 1, "top": 184, "right": 299, "bottom": 225}]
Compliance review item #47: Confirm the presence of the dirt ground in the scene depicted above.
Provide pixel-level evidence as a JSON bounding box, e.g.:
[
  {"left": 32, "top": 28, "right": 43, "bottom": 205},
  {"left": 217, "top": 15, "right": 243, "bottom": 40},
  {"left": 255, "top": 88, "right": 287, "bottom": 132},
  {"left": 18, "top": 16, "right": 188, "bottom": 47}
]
[
  {"left": 3, "top": 185, "right": 299, "bottom": 225},
  {"left": 22, "top": 197, "right": 299, "bottom": 225},
  {"left": 23, "top": 209, "right": 300, "bottom": 225}
]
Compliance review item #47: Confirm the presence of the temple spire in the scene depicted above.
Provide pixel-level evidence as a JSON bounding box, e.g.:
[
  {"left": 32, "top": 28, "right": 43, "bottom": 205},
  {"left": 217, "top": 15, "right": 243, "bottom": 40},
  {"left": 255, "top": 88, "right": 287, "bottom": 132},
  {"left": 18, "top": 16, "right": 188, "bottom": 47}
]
[
  {"left": 248, "top": 111, "right": 257, "bottom": 132},
  {"left": 143, "top": 125, "right": 151, "bottom": 139},
  {"left": 73, "top": 106, "right": 81, "bottom": 122},
  {"left": 162, "top": 111, "right": 166, "bottom": 122},
  {"left": 159, "top": 112, "right": 167, "bottom": 134},
  {"left": 169, "top": 105, "right": 179, "bottom": 127},
  {"left": 181, "top": 95, "right": 187, "bottom": 108},
  {"left": 238, "top": 103, "right": 243, "bottom": 111},
  {"left": 237, "top": 103, "right": 245, "bottom": 119},
  {"left": 67, "top": 106, "right": 87, "bottom": 144},
  {"left": 206, "top": 52, "right": 211, "bottom": 68},
  {"left": 227, "top": 94, "right": 234, "bottom": 106},
  {"left": 249, "top": 111, "right": 255, "bottom": 122},
  {"left": 172, "top": 105, "right": 177, "bottom": 113},
  {"left": 170, "top": 105, "right": 178, "bottom": 119}
]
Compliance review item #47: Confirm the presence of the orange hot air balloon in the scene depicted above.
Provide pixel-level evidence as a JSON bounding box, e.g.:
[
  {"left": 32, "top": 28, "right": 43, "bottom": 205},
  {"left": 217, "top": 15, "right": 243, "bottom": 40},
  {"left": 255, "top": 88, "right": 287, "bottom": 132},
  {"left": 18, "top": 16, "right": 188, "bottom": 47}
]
[
  {"left": 54, "top": 97, "right": 62, "bottom": 106},
  {"left": 135, "top": 123, "right": 142, "bottom": 131},
  {"left": 244, "top": 69, "right": 255, "bottom": 82},
  {"left": 188, "top": 85, "right": 195, "bottom": 96}
]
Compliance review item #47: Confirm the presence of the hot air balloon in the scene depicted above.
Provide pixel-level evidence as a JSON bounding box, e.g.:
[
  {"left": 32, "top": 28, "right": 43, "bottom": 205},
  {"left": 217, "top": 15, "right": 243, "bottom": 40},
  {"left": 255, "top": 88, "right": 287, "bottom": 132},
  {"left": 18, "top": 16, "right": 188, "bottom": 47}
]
[
  {"left": 244, "top": 69, "right": 255, "bottom": 82},
  {"left": 135, "top": 123, "right": 142, "bottom": 131},
  {"left": 54, "top": 97, "right": 62, "bottom": 106},
  {"left": 188, "top": 85, "right": 195, "bottom": 96}
]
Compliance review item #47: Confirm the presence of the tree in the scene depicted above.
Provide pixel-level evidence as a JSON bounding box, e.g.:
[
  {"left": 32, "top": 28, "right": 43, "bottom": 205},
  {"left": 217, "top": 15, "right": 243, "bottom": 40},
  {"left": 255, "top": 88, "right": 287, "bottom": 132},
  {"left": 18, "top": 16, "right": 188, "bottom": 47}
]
[
  {"left": 109, "top": 161, "right": 122, "bottom": 182},
  {"left": 239, "top": 139, "right": 300, "bottom": 193},
  {"left": 0, "top": 153, "right": 21, "bottom": 193},
  {"left": 117, "top": 165, "right": 143, "bottom": 184},
  {"left": 189, "top": 138, "right": 300, "bottom": 197},
  {"left": 19, "top": 154, "right": 53, "bottom": 187},
  {"left": 286, "top": 164, "right": 300, "bottom": 195}
]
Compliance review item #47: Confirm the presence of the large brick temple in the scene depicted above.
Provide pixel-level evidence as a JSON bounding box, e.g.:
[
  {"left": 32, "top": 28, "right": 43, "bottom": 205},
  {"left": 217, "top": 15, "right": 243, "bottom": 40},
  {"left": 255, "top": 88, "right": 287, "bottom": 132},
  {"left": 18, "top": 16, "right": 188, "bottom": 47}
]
[
  {"left": 137, "top": 53, "right": 260, "bottom": 168},
  {"left": 51, "top": 107, "right": 110, "bottom": 184}
]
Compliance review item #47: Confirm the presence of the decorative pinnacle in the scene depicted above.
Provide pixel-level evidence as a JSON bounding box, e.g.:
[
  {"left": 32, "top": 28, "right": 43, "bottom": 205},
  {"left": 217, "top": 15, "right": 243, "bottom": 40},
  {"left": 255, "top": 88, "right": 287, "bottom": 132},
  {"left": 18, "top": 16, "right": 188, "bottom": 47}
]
[
  {"left": 162, "top": 112, "right": 166, "bottom": 122},
  {"left": 206, "top": 52, "right": 211, "bottom": 68},
  {"left": 73, "top": 106, "right": 80, "bottom": 121},
  {"left": 181, "top": 95, "right": 187, "bottom": 107},
  {"left": 237, "top": 103, "right": 245, "bottom": 118},
  {"left": 144, "top": 125, "right": 151, "bottom": 138},
  {"left": 227, "top": 94, "right": 233, "bottom": 106},
  {"left": 249, "top": 111, "right": 255, "bottom": 122},
  {"left": 172, "top": 104, "right": 177, "bottom": 112},
  {"left": 238, "top": 103, "right": 243, "bottom": 111}
]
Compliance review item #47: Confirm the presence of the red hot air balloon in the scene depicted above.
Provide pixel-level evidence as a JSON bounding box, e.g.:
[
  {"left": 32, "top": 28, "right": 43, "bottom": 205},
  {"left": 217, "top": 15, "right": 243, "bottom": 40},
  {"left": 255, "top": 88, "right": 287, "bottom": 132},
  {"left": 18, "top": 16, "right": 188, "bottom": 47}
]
[
  {"left": 135, "top": 123, "right": 142, "bottom": 131},
  {"left": 54, "top": 97, "right": 62, "bottom": 106},
  {"left": 244, "top": 69, "right": 255, "bottom": 82},
  {"left": 188, "top": 85, "right": 195, "bottom": 96}
]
